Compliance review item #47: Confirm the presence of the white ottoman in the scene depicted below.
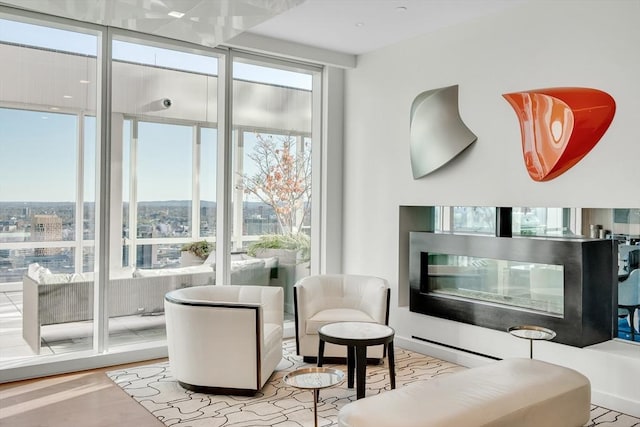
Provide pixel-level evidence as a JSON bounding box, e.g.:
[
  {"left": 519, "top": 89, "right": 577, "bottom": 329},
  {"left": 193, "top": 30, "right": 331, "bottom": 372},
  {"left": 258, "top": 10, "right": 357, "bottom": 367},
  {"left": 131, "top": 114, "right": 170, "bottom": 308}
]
[{"left": 338, "top": 358, "right": 590, "bottom": 427}]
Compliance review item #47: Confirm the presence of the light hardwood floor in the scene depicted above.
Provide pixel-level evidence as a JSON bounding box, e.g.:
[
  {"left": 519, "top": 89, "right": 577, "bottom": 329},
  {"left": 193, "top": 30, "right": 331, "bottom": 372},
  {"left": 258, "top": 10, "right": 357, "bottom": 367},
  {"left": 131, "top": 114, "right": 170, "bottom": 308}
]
[{"left": 0, "top": 359, "right": 166, "bottom": 427}]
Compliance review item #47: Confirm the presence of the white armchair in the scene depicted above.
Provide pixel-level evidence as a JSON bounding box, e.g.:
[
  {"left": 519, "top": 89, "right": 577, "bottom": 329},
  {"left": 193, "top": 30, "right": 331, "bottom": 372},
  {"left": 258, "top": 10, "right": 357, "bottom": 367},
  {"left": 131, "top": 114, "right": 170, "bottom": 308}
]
[
  {"left": 294, "top": 274, "right": 390, "bottom": 363},
  {"left": 165, "top": 285, "right": 283, "bottom": 395}
]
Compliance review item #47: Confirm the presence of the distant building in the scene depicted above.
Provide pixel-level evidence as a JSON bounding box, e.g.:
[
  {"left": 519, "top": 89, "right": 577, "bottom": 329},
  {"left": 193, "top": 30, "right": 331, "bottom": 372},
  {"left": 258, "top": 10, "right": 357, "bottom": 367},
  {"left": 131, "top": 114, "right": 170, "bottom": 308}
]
[{"left": 31, "top": 214, "right": 62, "bottom": 256}]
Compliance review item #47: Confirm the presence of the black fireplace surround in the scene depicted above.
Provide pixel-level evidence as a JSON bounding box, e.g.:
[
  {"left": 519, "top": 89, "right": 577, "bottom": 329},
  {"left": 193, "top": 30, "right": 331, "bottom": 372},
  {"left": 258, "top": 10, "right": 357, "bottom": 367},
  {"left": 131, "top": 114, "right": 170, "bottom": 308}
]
[{"left": 409, "top": 232, "right": 616, "bottom": 347}]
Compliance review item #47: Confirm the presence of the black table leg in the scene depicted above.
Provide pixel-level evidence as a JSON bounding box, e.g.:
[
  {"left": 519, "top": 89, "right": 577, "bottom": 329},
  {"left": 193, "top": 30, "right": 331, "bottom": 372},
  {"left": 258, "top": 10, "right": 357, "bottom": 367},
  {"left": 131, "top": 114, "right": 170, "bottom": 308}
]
[
  {"left": 387, "top": 341, "right": 396, "bottom": 390},
  {"left": 316, "top": 324, "right": 395, "bottom": 401},
  {"left": 317, "top": 339, "right": 325, "bottom": 367},
  {"left": 347, "top": 345, "right": 355, "bottom": 389},
  {"left": 355, "top": 345, "right": 367, "bottom": 399},
  {"left": 316, "top": 339, "right": 326, "bottom": 403}
]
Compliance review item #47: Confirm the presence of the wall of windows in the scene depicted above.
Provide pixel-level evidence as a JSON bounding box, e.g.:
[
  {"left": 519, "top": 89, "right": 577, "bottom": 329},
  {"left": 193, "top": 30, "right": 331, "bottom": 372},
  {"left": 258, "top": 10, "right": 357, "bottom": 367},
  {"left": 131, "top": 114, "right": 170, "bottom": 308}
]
[{"left": 0, "top": 10, "right": 321, "bottom": 377}]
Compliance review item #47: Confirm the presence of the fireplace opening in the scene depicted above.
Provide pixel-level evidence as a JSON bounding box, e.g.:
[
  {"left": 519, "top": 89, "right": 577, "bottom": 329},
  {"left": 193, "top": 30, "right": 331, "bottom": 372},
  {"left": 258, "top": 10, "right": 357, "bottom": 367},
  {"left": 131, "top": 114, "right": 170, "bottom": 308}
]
[{"left": 424, "top": 253, "right": 564, "bottom": 317}]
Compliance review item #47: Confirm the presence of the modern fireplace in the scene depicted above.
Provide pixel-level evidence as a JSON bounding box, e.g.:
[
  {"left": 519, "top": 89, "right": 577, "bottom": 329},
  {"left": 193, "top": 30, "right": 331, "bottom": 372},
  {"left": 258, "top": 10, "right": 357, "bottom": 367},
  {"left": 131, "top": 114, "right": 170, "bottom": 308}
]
[{"left": 409, "top": 232, "right": 615, "bottom": 347}]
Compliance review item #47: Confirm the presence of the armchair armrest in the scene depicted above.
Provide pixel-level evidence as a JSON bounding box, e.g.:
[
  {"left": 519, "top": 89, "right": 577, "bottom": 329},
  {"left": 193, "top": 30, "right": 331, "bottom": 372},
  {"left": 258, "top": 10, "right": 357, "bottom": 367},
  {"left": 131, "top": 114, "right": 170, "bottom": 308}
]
[{"left": 358, "top": 279, "right": 391, "bottom": 324}]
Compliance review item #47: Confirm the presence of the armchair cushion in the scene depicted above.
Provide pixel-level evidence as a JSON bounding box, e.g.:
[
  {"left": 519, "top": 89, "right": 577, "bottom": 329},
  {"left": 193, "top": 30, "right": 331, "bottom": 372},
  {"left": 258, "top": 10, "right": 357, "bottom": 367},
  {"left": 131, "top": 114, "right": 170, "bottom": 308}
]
[{"left": 306, "top": 308, "right": 376, "bottom": 334}]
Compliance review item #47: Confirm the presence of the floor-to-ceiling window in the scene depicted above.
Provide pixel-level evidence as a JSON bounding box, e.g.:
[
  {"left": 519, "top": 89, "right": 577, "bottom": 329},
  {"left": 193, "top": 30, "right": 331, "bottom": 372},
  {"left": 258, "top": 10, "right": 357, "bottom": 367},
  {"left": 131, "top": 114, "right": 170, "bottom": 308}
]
[
  {"left": 0, "top": 10, "right": 322, "bottom": 377},
  {"left": 0, "top": 17, "right": 99, "bottom": 359},
  {"left": 231, "top": 56, "right": 315, "bottom": 316},
  {"left": 109, "top": 36, "right": 219, "bottom": 347}
]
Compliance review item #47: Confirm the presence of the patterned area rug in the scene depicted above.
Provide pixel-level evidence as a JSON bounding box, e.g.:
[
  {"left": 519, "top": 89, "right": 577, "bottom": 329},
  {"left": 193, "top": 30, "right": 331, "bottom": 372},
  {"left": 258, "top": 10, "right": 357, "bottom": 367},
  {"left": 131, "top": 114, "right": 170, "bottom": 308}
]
[{"left": 107, "top": 340, "right": 639, "bottom": 427}]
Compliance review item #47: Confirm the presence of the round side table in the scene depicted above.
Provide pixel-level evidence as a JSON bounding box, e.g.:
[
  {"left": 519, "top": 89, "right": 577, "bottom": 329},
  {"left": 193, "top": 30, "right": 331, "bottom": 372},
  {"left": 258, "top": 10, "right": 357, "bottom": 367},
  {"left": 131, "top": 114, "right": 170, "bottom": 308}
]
[
  {"left": 283, "top": 367, "right": 344, "bottom": 427},
  {"left": 508, "top": 325, "right": 556, "bottom": 359},
  {"left": 318, "top": 321, "right": 396, "bottom": 400}
]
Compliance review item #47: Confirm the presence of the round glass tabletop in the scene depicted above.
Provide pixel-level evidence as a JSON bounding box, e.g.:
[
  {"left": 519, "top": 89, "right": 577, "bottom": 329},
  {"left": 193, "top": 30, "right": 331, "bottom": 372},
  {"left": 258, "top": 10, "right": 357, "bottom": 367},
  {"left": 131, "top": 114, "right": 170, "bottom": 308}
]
[
  {"left": 283, "top": 367, "right": 344, "bottom": 390},
  {"left": 508, "top": 325, "right": 556, "bottom": 341}
]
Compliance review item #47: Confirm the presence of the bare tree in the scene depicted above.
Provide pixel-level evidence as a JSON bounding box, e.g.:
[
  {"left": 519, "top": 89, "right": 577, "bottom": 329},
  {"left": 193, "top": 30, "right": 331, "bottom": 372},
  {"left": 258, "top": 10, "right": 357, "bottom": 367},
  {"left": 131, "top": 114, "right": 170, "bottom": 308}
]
[{"left": 242, "top": 133, "right": 311, "bottom": 234}]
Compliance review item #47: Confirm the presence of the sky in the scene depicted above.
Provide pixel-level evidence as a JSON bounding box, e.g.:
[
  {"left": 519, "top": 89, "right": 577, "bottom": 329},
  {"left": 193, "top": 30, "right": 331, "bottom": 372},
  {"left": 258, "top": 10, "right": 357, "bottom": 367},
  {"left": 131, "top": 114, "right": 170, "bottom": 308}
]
[{"left": 0, "top": 17, "right": 312, "bottom": 203}]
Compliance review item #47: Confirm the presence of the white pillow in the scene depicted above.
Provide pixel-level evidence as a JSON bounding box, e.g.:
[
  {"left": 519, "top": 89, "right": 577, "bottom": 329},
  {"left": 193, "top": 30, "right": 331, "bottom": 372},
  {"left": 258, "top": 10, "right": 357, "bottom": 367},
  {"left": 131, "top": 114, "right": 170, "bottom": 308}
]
[
  {"left": 39, "top": 272, "right": 74, "bottom": 284},
  {"left": 70, "top": 272, "right": 94, "bottom": 282},
  {"left": 29, "top": 264, "right": 98, "bottom": 284},
  {"left": 27, "top": 263, "right": 51, "bottom": 282}
]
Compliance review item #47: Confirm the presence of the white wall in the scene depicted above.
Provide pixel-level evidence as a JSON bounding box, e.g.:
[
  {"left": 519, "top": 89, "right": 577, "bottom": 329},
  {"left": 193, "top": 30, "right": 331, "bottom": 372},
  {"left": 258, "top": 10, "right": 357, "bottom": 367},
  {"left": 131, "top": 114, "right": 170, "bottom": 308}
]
[{"left": 342, "top": 0, "right": 640, "bottom": 417}]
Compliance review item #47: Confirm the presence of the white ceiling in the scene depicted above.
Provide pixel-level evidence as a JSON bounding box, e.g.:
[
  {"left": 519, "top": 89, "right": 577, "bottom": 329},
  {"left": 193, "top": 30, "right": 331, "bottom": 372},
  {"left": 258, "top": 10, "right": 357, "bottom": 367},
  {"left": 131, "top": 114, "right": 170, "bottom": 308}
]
[
  {"left": 248, "top": 0, "right": 529, "bottom": 55},
  {"left": 1, "top": 0, "right": 528, "bottom": 56},
  {"left": 0, "top": 0, "right": 305, "bottom": 47}
]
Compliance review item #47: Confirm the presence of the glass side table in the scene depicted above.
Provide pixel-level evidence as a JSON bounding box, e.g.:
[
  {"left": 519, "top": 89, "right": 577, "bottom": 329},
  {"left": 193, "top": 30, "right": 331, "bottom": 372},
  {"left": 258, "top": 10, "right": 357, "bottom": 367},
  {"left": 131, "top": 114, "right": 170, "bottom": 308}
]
[
  {"left": 283, "top": 367, "right": 344, "bottom": 427},
  {"left": 508, "top": 325, "right": 556, "bottom": 359}
]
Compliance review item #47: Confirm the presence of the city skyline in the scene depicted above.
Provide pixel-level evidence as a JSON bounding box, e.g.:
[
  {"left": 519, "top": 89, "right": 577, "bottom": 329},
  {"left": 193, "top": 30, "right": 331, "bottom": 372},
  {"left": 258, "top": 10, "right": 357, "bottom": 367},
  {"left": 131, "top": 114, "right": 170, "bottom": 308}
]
[{"left": 0, "top": 198, "right": 285, "bottom": 282}]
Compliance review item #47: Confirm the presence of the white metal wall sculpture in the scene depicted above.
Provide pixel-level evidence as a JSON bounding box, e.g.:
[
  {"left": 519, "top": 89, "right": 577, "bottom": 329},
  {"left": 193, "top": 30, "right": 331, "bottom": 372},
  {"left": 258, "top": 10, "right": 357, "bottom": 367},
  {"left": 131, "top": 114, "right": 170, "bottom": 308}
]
[{"left": 409, "top": 85, "right": 477, "bottom": 179}]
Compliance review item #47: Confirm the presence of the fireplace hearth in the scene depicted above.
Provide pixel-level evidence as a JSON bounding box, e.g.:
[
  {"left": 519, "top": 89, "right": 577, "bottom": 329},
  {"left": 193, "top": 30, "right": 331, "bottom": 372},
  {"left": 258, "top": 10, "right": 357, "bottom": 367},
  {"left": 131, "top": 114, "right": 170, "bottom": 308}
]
[{"left": 409, "top": 232, "right": 615, "bottom": 347}]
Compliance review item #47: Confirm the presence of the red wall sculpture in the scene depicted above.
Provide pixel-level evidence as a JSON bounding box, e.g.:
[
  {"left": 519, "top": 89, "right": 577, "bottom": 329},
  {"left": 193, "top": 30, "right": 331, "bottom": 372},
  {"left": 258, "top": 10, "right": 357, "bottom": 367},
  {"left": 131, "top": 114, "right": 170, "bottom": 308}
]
[{"left": 503, "top": 87, "right": 615, "bottom": 181}]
